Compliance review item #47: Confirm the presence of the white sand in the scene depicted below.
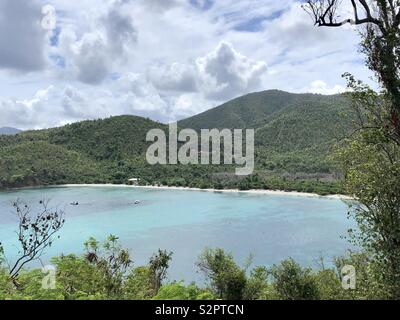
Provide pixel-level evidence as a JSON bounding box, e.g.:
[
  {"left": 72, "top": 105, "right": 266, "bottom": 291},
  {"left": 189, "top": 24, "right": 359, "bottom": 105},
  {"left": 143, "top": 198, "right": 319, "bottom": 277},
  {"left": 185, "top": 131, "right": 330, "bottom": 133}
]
[{"left": 58, "top": 184, "right": 353, "bottom": 200}]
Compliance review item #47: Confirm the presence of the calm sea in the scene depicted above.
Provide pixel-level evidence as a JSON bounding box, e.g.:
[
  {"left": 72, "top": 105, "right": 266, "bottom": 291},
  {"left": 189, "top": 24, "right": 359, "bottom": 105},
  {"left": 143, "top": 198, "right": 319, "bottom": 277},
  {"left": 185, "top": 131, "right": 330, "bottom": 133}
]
[{"left": 0, "top": 186, "right": 355, "bottom": 282}]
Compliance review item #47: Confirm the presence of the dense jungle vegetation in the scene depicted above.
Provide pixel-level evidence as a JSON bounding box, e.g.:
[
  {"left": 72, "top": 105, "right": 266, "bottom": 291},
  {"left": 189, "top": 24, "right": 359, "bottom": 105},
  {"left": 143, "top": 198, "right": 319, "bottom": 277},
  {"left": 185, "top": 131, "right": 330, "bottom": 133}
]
[{"left": 0, "top": 91, "right": 352, "bottom": 195}]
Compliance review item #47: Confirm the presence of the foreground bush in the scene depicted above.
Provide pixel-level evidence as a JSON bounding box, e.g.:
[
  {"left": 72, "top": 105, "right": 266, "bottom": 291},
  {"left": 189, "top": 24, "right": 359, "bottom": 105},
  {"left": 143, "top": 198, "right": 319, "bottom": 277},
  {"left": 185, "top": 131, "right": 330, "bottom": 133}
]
[{"left": 0, "top": 238, "right": 392, "bottom": 300}]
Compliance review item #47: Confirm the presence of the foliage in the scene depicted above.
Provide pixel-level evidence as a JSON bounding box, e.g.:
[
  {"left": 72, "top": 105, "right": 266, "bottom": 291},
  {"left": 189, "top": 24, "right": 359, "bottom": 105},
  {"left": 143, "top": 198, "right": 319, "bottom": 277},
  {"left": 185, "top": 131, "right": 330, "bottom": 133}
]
[
  {"left": 84, "top": 235, "right": 132, "bottom": 298},
  {"left": 243, "top": 266, "right": 274, "bottom": 300},
  {"left": 0, "top": 238, "right": 394, "bottom": 300},
  {"left": 52, "top": 254, "right": 107, "bottom": 300},
  {"left": 304, "top": 0, "right": 400, "bottom": 299},
  {"left": 154, "top": 282, "right": 215, "bottom": 300},
  {"left": 0, "top": 141, "right": 101, "bottom": 188},
  {"left": 0, "top": 268, "right": 15, "bottom": 299},
  {"left": 0, "top": 242, "right": 4, "bottom": 265},
  {"left": 124, "top": 266, "right": 155, "bottom": 300},
  {"left": 269, "top": 258, "right": 320, "bottom": 300},
  {"left": 197, "top": 248, "right": 248, "bottom": 300},
  {"left": 332, "top": 78, "right": 400, "bottom": 299},
  {"left": 149, "top": 249, "right": 173, "bottom": 294},
  {"left": 333, "top": 251, "right": 387, "bottom": 300},
  {"left": 337, "top": 137, "right": 400, "bottom": 297}
]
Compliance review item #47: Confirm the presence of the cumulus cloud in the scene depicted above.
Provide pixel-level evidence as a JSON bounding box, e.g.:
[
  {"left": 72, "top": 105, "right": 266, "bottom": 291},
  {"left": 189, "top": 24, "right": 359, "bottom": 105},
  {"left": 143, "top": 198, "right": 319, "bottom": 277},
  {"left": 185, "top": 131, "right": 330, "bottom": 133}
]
[
  {"left": 0, "top": 73, "right": 172, "bottom": 129},
  {"left": 0, "top": 0, "right": 46, "bottom": 72},
  {"left": 72, "top": 33, "right": 110, "bottom": 84},
  {"left": 56, "top": 0, "right": 137, "bottom": 84},
  {"left": 102, "top": 5, "right": 138, "bottom": 57},
  {"left": 116, "top": 73, "right": 169, "bottom": 113},
  {"left": 149, "top": 42, "right": 267, "bottom": 101},
  {"left": 0, "top": 0, "right": 376, "bottom": 130},
  {"left": 303, "top": 80, "right": 347, "bottom": 95},
  {"left": 148, "top": 63, "right": 197, "bottom": 92},
  {"left": 0, "top": 86, "right": 57, "bottom": 129},
  {"left": 196, "top": 42, "right": 267, "bottom": 100},
  {"left": 169, "top": 93, "right": 215, "bottom": 120}
]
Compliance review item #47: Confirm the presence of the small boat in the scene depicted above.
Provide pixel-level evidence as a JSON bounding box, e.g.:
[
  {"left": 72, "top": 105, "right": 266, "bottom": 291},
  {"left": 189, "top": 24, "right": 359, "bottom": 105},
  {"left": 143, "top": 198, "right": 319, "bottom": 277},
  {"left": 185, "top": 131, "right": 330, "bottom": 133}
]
[
  {"left": 70, "top": 201, "right": 79, "bottom": 206},
  {"left": 134, "top": 200, "right": 141, "bottom": 205}
]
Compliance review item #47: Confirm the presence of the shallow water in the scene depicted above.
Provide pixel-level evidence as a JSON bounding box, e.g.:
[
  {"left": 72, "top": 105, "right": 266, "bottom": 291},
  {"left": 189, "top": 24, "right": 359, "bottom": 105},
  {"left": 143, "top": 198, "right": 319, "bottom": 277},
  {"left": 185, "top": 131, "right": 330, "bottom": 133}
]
[{"left": 0, "top": 186, "right": 355, "bottom": 282}]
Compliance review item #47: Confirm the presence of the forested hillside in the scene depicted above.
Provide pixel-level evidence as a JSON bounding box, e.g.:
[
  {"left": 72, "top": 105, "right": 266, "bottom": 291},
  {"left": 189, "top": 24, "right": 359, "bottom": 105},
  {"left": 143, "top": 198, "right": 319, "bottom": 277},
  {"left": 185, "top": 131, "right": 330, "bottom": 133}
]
[
  {"left": 180, "top": 90, "right": 353, "bottom": 148},
  {"left": 0, "top": 91, "right": 354, "bottom": 194}
]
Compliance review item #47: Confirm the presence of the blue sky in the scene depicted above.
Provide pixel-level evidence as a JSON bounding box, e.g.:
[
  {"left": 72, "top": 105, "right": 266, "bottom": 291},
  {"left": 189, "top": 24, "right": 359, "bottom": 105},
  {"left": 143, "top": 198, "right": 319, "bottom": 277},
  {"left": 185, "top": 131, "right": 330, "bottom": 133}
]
[{"left": 0, "top": 0, "right": 374, "bottom": 129}]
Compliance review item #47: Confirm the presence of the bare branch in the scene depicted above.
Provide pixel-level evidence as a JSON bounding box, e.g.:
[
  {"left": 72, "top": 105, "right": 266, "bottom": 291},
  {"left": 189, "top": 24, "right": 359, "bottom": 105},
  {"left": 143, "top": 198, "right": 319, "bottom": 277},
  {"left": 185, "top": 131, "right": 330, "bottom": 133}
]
[
  {"left": 351, "top": 0, "right": 359, "bottom": 21},
  {"left": 8, "top": 199, "right": 65, "bottom": 279},
  {"left": 394, "top": 2, "right": 400, "bottom": 26},
  {"left": 303, "top": 0, "right": 384, "bottom": 28}
]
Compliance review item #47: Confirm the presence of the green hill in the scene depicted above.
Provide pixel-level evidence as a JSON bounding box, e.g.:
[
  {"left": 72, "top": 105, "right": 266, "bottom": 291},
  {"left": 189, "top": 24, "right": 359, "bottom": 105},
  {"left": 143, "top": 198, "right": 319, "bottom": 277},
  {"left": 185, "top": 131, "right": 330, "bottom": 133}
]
[
  {"left": 0, "top": 92, "right": 355, "bottom": 194},
  {"left": 46, "top": 115, "right": 167, "bottom": 161},
  {"left": 0, "top": 141, "right": 101, "bottom": 188},
  {"left": 0, "top": 116, "right": 166, "bottom": 188},
  {"left": 180, "top": 90, "right": 352, "bottom": 149},
  {"left": 180, "top": 90, "right": 298, "bottom": 130}
]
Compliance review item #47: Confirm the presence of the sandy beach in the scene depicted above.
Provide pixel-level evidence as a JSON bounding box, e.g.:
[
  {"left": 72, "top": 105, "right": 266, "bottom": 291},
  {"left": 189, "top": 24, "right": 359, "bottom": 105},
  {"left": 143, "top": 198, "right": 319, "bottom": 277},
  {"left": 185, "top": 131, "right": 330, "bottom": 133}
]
[{"left": 58, "top": 184, "right": 353, "bottom": 200}]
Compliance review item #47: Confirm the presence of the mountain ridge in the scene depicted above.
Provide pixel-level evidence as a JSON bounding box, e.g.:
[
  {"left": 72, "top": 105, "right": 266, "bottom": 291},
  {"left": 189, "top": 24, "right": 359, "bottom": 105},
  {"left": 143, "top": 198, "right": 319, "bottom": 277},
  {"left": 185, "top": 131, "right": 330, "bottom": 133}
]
[
  {"left": 179, "top": 89, "right": 349, "bottom": 131},
  {"left": 0, "top": 90, "right": 353, "bottom": 194},
  {"left": 0, "top": 127, "right": 21, "bottom": 135}
]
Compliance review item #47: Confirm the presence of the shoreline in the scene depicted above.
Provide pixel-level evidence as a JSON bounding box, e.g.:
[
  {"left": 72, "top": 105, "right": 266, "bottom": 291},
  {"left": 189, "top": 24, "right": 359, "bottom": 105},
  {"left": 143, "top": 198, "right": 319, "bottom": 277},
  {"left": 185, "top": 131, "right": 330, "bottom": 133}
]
[{"left": 53, "top": 183, "right": 353, "bottom": 200}]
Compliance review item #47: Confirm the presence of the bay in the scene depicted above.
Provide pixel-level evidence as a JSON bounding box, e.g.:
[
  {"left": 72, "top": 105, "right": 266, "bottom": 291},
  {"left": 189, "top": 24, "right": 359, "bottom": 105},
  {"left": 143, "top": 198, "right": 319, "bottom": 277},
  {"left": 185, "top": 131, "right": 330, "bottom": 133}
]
[{"left": 0, "top": 186, "right": 355, "bottom": 282}]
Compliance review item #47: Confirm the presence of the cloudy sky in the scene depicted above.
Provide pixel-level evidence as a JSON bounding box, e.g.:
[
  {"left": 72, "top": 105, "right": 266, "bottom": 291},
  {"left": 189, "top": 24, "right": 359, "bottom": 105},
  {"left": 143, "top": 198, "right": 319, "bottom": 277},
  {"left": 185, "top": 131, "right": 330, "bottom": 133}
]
[{"left": 0, "top": 0, "right": 375, "bottom": 129}]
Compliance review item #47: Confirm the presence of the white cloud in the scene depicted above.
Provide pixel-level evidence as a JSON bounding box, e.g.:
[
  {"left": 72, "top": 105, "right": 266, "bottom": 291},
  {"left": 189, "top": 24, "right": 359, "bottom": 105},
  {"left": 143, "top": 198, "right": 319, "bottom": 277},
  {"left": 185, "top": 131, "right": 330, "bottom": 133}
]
[
  {"left": 303, "top": 80, "right": 347, "bottom": 95},
  {"left": 0, "top": 74, "right": 170, "bottom": 129},
  {"left": 148, "top": 63, "right": 197, "bottom": 92},
  {"left": 116, "top": 72, "right": 169, "bottom": 114},
  {"left": 149, "top": 42, "right": 268, "bottom": 101},
  {"left": 196, "top": 42, "right": 267, "bottom": 100},
  {"left": 55, "top": 0, "right": 137, "bottom": 84},
  {"left": 170, "top": 93, "right": 215, "bottom": 121},
  {"left": 0, "top": 86, "right": 56, "bottom": 129},
  {"left": 0, "top": 0, "right": 376, "bottom": 129}
]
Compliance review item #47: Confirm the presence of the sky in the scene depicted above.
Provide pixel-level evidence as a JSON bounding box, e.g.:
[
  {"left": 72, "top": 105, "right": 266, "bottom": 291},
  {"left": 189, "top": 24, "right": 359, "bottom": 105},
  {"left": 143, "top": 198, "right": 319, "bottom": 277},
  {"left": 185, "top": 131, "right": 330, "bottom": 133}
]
[{"left": 0, "top": 0, "right": 376, "bottom": 130}]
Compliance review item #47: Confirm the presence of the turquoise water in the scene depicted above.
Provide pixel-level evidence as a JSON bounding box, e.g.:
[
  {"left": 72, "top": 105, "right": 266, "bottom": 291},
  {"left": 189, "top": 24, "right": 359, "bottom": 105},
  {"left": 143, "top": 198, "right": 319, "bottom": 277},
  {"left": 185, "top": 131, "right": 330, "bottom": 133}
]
[{"left": 0, "top": 186, "right": 355, "bottom": 282}]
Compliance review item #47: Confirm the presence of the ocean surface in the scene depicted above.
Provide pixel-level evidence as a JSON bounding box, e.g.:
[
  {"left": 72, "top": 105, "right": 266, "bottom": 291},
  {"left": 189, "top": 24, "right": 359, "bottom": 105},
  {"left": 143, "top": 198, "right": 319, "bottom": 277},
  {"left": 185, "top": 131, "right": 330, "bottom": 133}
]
[{"left": 0, "top": 186, "right": 355, "bottom": 283}]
